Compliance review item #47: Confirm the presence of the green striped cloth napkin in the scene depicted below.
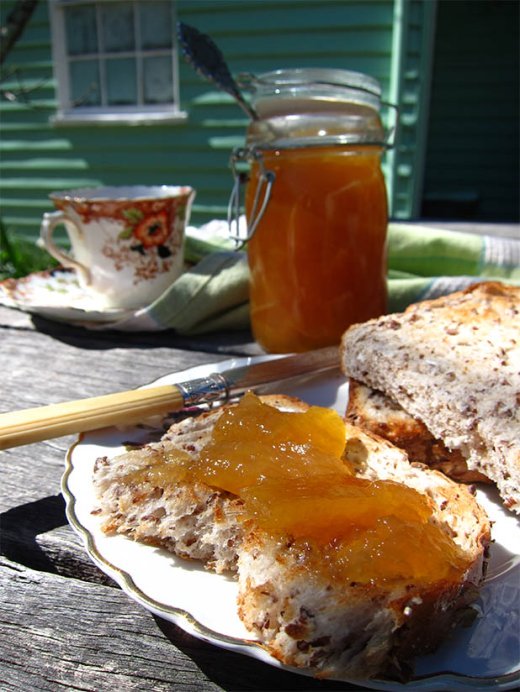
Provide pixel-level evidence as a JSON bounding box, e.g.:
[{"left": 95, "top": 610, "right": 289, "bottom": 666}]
[{"left": 112, "top": 220, "right": 520, "bottom": 335}]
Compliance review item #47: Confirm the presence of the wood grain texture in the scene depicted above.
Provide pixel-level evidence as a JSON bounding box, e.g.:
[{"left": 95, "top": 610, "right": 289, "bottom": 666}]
[{"left": 0, "top": 556, "right": 223, "bottom": 691}]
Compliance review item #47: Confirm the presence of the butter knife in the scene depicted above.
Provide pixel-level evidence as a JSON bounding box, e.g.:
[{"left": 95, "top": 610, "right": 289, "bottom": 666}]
[{"left": 0, "top": 346, "right": 339, "bottom": 450}]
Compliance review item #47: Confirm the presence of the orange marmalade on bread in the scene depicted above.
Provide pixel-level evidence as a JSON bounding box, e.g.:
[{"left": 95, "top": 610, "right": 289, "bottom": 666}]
[{"left": 139, "top": 393, "right": 468, "bottom": 586}]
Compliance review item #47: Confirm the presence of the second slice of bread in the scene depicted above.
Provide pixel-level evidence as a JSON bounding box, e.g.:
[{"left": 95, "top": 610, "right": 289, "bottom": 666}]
[{"left": 341, "top": 282, "right": 520, "bottom": 513}]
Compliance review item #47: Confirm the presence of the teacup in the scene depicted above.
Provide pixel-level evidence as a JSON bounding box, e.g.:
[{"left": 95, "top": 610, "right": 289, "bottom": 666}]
[{"left": 40, "top": 185, "right": 195, "bottom": 311}]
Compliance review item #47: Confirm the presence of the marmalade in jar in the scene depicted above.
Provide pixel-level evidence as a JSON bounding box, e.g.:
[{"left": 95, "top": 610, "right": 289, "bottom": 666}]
[
  {"left": 233, "top": 68, "right": 391, "bottom": 353},
  {"left": 246, "top": 145, "right": 388, "bottom": 352}
]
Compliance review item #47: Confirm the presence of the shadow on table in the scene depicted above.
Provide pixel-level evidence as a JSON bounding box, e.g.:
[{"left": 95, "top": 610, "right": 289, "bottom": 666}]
[
  {"left": 1, "top": 495, "right": 67, "bottom": 570},
  {"left": 30, "top": 314, "right": 261, "bottom": 356},
  {"left": 0, "top": 494, "right": 114, "bottom": 585},
  {"left": 155, "top": 616, "right": 364, "bottom": 691}
]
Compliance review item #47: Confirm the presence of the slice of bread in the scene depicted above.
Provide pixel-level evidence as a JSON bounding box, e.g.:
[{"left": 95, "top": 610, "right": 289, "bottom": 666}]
[
  {"left": 93, "top": 394, "right": 490, "bottom": 681},
  {"left": 341, "top": 281, "right": 520, "bottom": 513},
  {"left": 346, "top": 378, "right": 491, "bottom": 484},
  {"left": 237, "top": 419, "right": 489, "bottom": 680},
  {"left": 93, "top": 394, "right": 304, "bottom": 573}
]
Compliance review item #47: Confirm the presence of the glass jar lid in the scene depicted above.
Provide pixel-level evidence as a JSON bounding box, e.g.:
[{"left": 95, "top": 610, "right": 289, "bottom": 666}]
[
  {"left": 241, "top": 68, "right": 386, "bottom": 149},
  {"left": 243, "top": 68, "right": 382, "bottom": 117}
]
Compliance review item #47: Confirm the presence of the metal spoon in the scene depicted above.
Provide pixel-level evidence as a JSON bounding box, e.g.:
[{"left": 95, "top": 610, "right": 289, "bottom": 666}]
[{"left": 177, "top": 21, "right": 259, "bottom": 121}]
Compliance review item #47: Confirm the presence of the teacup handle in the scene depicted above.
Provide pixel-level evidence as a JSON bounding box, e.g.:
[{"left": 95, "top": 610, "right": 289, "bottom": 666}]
[{"left": 40, "top": 211, "right": 91, "bottom": 284}]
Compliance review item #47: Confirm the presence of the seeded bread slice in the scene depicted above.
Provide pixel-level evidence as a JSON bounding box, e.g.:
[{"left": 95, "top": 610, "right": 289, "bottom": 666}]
[
  {"left": 237, "top": 420, "right": 489, "bottom": 680},
  {"left": 93, "top": 394, "right": 303, "bottom": 573},
  {"left": 341, "top": 282, "right": 520, "bottom": 513},
  {"left": 93, "top": 395, "right": 490, "bottom": 680}
]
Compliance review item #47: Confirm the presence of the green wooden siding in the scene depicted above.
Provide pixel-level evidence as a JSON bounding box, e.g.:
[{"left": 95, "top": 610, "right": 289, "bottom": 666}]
[
  {"left": 1, "top": 0, "right": 399, "bottom": 241},
  {"left": 387, "top": 0, "right": 437, "bottom": 219}
]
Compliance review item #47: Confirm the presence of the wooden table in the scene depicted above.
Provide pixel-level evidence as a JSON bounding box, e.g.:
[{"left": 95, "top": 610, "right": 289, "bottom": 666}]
[{"left": 0, "top": 304, "right": 362, "bottom": 691}]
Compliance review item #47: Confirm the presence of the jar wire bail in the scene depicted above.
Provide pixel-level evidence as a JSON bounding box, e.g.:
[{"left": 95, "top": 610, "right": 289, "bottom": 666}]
[
  {"left": 227, "top": 147, "right": 275, "bottom": 247},
  {"left": 381, "top": 101, "right": 399, "bottom": 149}
]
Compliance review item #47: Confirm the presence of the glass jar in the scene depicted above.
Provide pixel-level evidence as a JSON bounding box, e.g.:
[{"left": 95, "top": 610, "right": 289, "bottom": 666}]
[{"left": 233, "top": 68, "right": 389, "bottom": 353}]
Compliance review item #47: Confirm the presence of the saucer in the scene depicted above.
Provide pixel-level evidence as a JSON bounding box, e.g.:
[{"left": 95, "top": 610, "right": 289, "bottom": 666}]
[{"left": 0, "top": 268, "right": 134, "bottom": 326}]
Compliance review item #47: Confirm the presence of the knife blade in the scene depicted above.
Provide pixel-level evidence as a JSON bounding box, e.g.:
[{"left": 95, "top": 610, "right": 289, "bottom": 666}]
[{"left": 0, "top": 346, "right": 339, "bottom": 450}]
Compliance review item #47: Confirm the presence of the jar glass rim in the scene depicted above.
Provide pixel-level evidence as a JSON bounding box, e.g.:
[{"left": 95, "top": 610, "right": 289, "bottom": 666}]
[{"left": 246, "top": 68, "right": 382, "bottom": 98}]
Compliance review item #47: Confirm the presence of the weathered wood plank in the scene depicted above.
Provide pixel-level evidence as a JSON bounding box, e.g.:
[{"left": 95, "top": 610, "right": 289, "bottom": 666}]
[
  {"left": 0, "top": 556, "right": 223, "bottom": 691},
  {"left": 0, "top": 556, "right": 355, "bottom": 690}
]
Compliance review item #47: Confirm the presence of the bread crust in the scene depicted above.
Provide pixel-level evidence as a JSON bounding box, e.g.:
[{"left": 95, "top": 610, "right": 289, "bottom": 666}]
[
  {"left": 341, "top": 281, "right": 520, "bottom": 513},
  {"left": 346, "top": 378, "right": 491, "bottom": 484},
  {"left": 93, "top": 393, "right": 490, "bottom": 680}
]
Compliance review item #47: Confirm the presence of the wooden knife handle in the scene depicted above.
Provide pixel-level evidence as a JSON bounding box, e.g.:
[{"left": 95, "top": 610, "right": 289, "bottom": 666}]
[{"left": 0, "top": 385, "right": 185, "bottom": 450}]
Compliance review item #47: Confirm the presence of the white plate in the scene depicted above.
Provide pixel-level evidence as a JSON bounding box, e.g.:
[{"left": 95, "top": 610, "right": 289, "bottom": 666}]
[
  {"left": 62, "top": 357, "right": 520, "bottom": 691},
  {"left": 0, "top": 268, "right": 132, "bottom": 325}
]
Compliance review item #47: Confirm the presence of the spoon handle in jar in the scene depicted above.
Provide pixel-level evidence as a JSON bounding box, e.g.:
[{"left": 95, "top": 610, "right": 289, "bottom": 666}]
[{"left": 177, "top": 21, "right": 259, "bottom": 121}]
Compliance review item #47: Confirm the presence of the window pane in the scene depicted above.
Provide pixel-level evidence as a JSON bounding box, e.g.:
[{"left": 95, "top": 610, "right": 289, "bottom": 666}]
[
  {"left": 65, "top": 5, "right": 98, "bottom": 56},
  {"left": 69, "top": 60, "right": 101, "bottom": 106},
  {"left": 106, "top": 58, "right": 137, "bottom": 105},
  {"left": 101, "top": 2, "right": 135, "bottom": 53},
  {"left": 139, "top": 1, "right": 173, "bottom": 50},
  {"left": 143, "top": 56, "right": 173, "bottom": 103}
]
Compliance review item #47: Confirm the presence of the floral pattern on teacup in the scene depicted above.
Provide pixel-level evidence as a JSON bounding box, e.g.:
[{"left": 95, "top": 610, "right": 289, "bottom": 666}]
[
  {"left": 55, "top": 194, "right": 191, "bottom": 285},
  {"left": 131, "top": 211, "right": 171, "bottom": 251}
]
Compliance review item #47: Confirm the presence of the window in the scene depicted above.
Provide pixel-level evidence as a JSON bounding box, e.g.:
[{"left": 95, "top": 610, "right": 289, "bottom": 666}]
[{"left": 49, "top": 0, "right": 186, "bottom": 124}]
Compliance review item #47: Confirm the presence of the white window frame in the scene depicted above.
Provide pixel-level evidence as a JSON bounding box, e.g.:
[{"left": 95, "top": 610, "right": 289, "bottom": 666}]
[{"left": 49, "top": 0, "right": 187, "bottom": 125}]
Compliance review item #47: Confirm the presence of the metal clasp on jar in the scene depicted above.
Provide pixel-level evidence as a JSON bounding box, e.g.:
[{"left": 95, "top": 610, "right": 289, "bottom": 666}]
[{"left": 227, "top": 147, "right": 275, "bottom": 247}]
